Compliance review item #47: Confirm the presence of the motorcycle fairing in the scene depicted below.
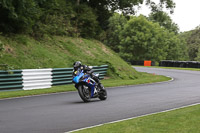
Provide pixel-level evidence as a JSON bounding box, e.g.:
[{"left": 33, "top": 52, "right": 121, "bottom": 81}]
[{"left": 73, "top": 72, "right": 84, "bottom": 84}]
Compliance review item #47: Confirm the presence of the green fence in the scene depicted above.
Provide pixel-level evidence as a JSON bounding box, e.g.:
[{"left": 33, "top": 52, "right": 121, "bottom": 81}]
[
  {"left": 0, "top": 70, "right": 23, "bottom": 91},
  {"left": 0, "top": 65, "right": 108, "bottom": 91}
]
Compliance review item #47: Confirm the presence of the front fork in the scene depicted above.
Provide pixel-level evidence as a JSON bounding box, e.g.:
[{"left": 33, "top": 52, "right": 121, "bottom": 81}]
[{"left": 75, "top": 82, "right": 98, "bottom": 98}]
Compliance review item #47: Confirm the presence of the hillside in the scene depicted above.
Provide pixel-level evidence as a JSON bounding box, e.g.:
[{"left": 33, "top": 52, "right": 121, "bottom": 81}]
[{"left": 0, "top": 35, "right": 139, "bottom": 80}]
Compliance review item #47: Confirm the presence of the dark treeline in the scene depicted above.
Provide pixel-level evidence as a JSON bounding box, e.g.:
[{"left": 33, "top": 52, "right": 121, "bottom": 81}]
[
  {"left": 0, "top": 0, "right": 193, "bottom": 62},
  {"left": 0, "top": 0, "right": 82, "bottom": 37},
  {"left": 0, "top": 0, "right": 175, "bottom": 37}
]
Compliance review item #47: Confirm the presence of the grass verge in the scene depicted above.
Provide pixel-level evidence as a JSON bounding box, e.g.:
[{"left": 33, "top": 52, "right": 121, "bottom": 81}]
[
  {"left": 133, "top": 65, "right": 200, "bottom": 71},
  {"left": 72, "top": 104, "right": 200, "bottom": 133},
  {"left": 102, "top": 72, "right": 170, "bottom": 87},
  {"left": 0, "top": 72, "right": 170, "bottom": 99}
]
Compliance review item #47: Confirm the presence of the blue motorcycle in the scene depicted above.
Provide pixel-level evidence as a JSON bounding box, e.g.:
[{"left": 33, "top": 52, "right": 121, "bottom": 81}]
[{"left": 73, "top": 69, "right": 107, "bottom": 102}]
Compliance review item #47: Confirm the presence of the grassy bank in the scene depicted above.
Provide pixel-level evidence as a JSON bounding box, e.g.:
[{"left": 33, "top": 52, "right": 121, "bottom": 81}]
[
  {"left": 0, "top": 35, "right": 139, "bottom": 79},
  {"left": 0, "top": 73, "right": 170, "bottom": 99},
  {"left": 73, "top": 104, "right": 200, "bottom": 133}
]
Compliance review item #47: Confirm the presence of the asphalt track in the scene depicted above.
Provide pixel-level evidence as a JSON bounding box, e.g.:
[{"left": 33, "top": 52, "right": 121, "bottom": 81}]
[{"left": 0, "top": 67, "right": 200, "bottom": 133}]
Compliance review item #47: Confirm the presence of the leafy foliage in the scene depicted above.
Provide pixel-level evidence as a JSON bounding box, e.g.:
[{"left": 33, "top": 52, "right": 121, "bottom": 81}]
[
  {"left": 165, "top": 32, "right": 189, "bottom": 60},
  {"left": 0, "top": 0, "right": 40, "bottom": 33},
  {"left": 146, "top": 0, "right": 175, "bottom": 14},
  {"left": 195, "top": 47, "right": 200, "bottom": 61},
  {"left": 106, "top": 15, "right": 188, "bottom": 62},
  {"left": 119, "top": 15, "right": 169, "bottom": 62},
  {"left": 148, "top": 11, "right": 179, "bottom": 34},
  {"left": 106, "top": 13, "right": 128, "bottom": 52},
  {"left": 0, "top": 0, "right": 176, "bottom": 38},
  {"left": 33, "top": 0, "right": 75, "bottom": 37},
  {"left": 73, "top": 4, "right": 100, "bottom": 38},
  {"left": 179, "top": 26, "right": 200, "bottom": 61}
]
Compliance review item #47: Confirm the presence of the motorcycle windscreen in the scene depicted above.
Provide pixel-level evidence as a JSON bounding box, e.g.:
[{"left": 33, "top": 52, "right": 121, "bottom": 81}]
[{"left": 73, "top": 73, "right": 84, "bottom": 83}]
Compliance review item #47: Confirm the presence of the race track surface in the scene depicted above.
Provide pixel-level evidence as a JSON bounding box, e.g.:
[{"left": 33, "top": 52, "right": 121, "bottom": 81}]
[{"left": 0, "top": 67, "right": 200, "bottom": 133}]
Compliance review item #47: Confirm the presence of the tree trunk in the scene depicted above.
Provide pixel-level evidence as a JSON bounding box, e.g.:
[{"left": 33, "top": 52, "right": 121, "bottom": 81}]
[{"left": 77, "top": 0, "right": 80, "bottom": 6}]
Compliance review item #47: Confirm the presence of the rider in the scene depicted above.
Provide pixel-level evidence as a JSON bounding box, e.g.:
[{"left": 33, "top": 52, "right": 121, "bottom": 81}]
[{"left": 73, "top": 61, "right": 104, "bottom": 90}]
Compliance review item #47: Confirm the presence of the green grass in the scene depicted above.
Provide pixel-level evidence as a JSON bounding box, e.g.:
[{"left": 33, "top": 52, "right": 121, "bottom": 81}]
[
  {"left": 73, "top": 104, "right": 200, "bottom": 133},
  {"left": 0, "top": 72, "right": 170, "bottom": 99},
  {"left": 134, "top": 65, "right": 200, "bottom": 71},
  {"left": 102, "top": 72, "right": 170, "bottom": 87}
]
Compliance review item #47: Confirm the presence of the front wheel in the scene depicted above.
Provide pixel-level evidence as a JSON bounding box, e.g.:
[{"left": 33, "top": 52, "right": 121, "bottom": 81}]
[
  {"left": 78, "top": 84, "right": 91, "bottom": 102},
  {"left": 99, "top": 89, "right": 107, "bottom": 100}
]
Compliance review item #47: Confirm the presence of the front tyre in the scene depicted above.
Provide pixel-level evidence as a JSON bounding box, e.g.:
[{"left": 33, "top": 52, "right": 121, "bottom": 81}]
[
  {"left": 78, "top": 84, "right": 91, "bottom": 102},
  {"left": 99, "top": 89, "right": 107, "bottom": 100}
]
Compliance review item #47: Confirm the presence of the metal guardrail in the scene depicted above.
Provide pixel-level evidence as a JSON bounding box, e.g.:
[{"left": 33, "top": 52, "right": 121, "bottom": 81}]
[
  {"left": 0, "top": 65, "right": 108, "bottom": 91},
  {"left": 0, "top": 70, "right": 23, "bottom": 90},
  {"left": 159, "top": 60, "right": 200, "bottom": 68}
]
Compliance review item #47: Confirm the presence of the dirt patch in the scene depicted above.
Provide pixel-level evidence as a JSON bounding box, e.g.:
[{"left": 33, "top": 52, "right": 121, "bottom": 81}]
[
  {"left": 103, "top": 76, "right": 111, "bottom": 80},
  {"left": 101, "top": 44, "right": 112, "bottom": 55},
  {"left": 4, "top": 45, "right": 16, "bottom": 55},
  {"left": 85, "top": 49, "right": 95, "bottom": 57}
]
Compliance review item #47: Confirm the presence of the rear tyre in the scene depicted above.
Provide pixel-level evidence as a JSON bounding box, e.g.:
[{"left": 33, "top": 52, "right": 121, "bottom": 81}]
[{"left": 78, "top": 84, "right": 91, "bottom": 102}]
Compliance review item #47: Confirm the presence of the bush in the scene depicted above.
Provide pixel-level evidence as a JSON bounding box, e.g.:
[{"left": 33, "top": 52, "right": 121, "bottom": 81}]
[
  {"left": 32, "top": 0, "right": 75, "bottom": 38},
  {"left": 0, "top": 0, "right": 41, "bottom": 33},
  {"left": 73, "top": 4, "right": 100, "bottom": 38}
]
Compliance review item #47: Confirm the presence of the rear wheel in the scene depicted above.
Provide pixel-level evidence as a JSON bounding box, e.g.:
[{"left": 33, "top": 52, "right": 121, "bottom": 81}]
[{"left": 78, "top": 84, "right": 91, "bottom": 102}]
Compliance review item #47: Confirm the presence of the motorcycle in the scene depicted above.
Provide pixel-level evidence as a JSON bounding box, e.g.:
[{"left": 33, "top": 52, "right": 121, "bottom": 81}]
[{"left": 73, "top": 69, "right": 107, "bottom": 102}]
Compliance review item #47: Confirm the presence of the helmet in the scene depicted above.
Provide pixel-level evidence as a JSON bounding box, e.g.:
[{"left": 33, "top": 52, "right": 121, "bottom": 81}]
[{"left": 73, "top": 61, "right": 81, "bottom": 69}]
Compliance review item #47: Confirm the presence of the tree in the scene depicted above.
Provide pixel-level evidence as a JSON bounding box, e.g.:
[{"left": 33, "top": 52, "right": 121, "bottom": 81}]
[
  {"left": 79, "top": 0, "right": 175, "bottom": 31},
  {"left": 33, "top": 0, "right": 75, "bottom": 37},
  {"left": 106, "top": 13, "right": 127, "bottom": 52},
  {"left": 148, "top": 11, "right": 179, "bottom": 34},
  {"left": 165, "top": 32, "right": 189, "bottom": 60},
  {"left": 145, "top": 0, "right": 175, "bottom": 14},
  {"left": 0, "top": 0, "right": 176, "bottom": 39},
  {"left": 179, "top": 26, "right": 200, "bottom": 61},
  {"left": 74, "top": 4, "right": 100, "bottom": 38},
  {"left": 119, "top": 15, "right": 168, "bottom": 62},
  {"left": 118, "top": 15, "right": 187, "bottom": 62},
  {"left": 195, "top": 47, "right": 200, "bottom": 61},
  {"left": 82, "top": 0, "right": 175, "bottom": 15},
  {"left": 0, "top": 0, "right": 41, "bottom": 33}
]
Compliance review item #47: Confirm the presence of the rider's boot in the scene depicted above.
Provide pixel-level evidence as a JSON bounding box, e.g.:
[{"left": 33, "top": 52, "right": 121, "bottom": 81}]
[
  {"left": 91, "top": 73, "right": 105, "bottom": 91},
  {"left": 98, "top": 83, "right": 105, "bottom": 91}
]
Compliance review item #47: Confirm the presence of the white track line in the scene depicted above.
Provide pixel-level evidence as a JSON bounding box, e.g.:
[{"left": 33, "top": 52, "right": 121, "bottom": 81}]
[{"left": 66, "top": 102, "right": 200, "bottom": 133}]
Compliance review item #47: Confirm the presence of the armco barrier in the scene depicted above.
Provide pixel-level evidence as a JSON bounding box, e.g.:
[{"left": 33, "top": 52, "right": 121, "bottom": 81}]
[
  {"left": 0, "top": 65, "right": 108, "bottom": 91},
  {"left": 0, "top": 70, "right": 23, "bottom": 90},
  {"left": 159, "top": 60, "right": 200, "bottom": 68}
]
